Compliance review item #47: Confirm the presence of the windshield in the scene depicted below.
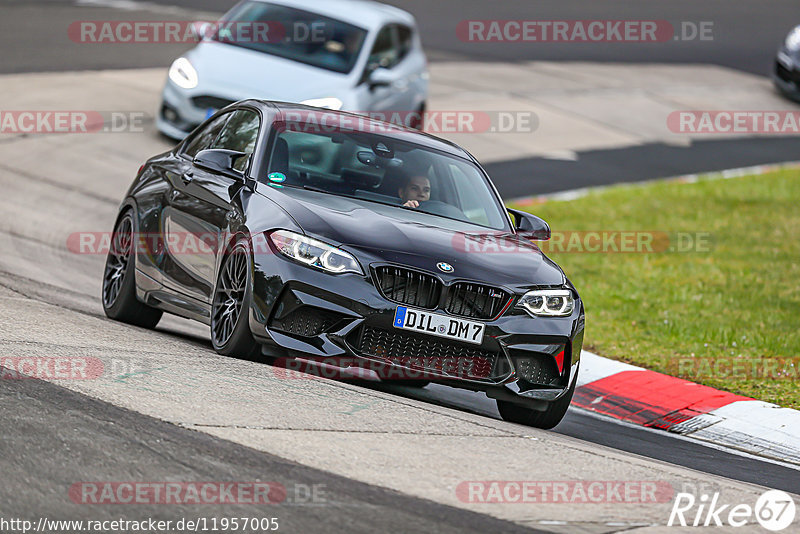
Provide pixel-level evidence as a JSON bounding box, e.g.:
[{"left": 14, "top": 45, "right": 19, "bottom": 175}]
[
  {"left": 265, "top": 128, "right": 511, "bottom": 231},
  {"left": 213, "top": 1, "right": 367, "bottom": 74}
]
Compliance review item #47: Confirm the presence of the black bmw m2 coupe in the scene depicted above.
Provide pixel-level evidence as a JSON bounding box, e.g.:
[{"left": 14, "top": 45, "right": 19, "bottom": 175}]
[{"left": 102, "top": 101, "right": 585, "bottom": 428}]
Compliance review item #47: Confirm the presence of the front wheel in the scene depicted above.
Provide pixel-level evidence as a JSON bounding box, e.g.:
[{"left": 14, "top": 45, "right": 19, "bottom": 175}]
[
  {"left": 496, "top": 379, "right": 576, "bottom": 429},
  {"left": 210, "top": 239, "right": 260, "bottom": 359},
  {"left": 102, "top": 211, "right": 162, "bottom": 329}
]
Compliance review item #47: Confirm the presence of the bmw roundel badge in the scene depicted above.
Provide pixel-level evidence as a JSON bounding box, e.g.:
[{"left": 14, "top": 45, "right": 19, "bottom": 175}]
[{"left": 437, "top": 262, "right": 454, "bottom": 273}]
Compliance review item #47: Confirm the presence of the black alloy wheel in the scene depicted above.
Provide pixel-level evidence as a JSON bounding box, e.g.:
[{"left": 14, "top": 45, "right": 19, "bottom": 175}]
[
  {"left": 211, "top": 239, "right": 259, "bottom": 359},
  {"left": 102, "top": 211, "right": 162, "bottom": 328}
]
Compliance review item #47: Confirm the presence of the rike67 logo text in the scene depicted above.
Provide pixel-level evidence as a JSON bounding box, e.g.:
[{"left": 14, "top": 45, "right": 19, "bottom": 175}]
[{"left": 669, "top": 490, "right": 796, "bottom": 531}]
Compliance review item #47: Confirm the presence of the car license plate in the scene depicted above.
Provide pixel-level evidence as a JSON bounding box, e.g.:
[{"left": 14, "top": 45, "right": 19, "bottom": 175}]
[{"left": 393, "top": 306, "right": 484, "bottom": 345}]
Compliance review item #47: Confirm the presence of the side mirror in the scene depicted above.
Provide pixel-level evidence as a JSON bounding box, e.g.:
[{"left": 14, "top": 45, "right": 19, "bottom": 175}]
[
  {"left": 508, "top": 208, "right": 551, "bottom": 240},
  {"left": 367, "top": 67, "right": 394, "bottom": 91},
  {"left": 191, "top": 21, "right": 214, "bottom": 41},
  {"left": 194, "top": 149, "right": 247, "bottom": 179}
]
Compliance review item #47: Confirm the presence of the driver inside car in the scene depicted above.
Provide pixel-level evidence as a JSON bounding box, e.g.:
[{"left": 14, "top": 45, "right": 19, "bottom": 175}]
[{"left": 398, "top": 174, "right": 431, "bottom": 208}]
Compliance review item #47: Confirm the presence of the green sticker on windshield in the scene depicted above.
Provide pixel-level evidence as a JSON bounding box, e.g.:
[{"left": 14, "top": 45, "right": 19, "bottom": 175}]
[{"left": 268, "top": 172, "right": 286, "bottom": 183}]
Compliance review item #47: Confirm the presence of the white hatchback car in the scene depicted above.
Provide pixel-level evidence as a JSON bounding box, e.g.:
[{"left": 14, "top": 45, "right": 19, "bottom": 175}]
[{"left": 157, "top": 0, "right": 429, "bottom": 139}]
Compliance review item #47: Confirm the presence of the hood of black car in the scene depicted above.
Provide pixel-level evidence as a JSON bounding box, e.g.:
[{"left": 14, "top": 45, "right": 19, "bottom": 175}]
[{"left": 262, "top": 187, "right": 566, "bottom": 288}]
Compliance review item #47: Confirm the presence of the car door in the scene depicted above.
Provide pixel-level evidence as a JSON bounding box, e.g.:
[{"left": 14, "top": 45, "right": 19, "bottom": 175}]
[
  {"left": 390, "top": 25, "right": 424, "bottom": 112},
  {"left": 155, "top": 111, "right": 230, "bottom": 302},
  {"left": 162, "top": 109, "right": 260, "bottom": 303},
  {"left": 361, "top": 24, "right": 412, "bottom": 113}
]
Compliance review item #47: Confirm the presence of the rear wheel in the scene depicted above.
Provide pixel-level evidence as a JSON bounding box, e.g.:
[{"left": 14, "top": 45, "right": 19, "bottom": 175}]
[
  {"left": 496, "top": 379, "right": 576, "bottom": 429},
  {"left": 102, "top": 211, "right": 162, "bottom": 328},
  {"left": 211, "top": 239, "right": 260, "bottom": 359}
]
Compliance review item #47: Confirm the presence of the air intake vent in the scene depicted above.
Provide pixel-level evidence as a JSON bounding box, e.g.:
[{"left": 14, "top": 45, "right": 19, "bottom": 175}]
[
  {"left": 444, "top": 282, "right": 512, "bottom": 320},
  {"left": 510, "top": 351, "right": 562, "bottom": 385},
  {"left": 353, "top": 326, "right": 499, "bottom": 380},
  {"left": 270, "top": 306, "right": 344, "bottom": 337},
  {"left": 374, "top": 266, "right": 441, "bottom": 309}
]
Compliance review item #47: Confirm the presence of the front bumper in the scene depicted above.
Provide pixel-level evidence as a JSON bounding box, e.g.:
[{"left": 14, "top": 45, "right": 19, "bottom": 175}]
[
  {"left": 157, "top": 78, "right": 239, "bottom": 139},
  {"left": 773, "top": 50, "right": 800, "bottom": 100},
  {"left": 248, "top": 251, "right": 584, "bottom": 406}
]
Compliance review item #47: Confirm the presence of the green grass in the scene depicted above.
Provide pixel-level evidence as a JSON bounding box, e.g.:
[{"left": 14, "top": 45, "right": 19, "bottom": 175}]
[{"left": 509, "top": 169, "right": 800, "bottom": 409}]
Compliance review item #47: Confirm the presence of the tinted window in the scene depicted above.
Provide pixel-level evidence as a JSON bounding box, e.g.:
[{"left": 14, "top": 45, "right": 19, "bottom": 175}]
[
  {"left": 214, "top": 1, "right": 367, "bottom": 74},
  {"left": 397, "top": 25, "right": 413, "bottom": 61},
  {"left": 368, "top": 26, "right": 398, "bottom": 69},
  {"left": 212, "top": 109, "right": 261, "bottom": 172},
  {"left": 183, "top": 113, "right": 231, "bottom": 158}
]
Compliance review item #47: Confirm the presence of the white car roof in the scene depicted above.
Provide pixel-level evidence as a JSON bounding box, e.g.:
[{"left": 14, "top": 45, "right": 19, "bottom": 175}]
[{"left": 249, "top": 0, "right": 416, "bottom": 30}]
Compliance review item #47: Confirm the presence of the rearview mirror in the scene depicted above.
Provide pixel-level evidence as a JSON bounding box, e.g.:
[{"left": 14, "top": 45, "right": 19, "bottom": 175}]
[
  {"left": 508, "top": 209, "right": 551, "bottom": 240},
  {"left": 194, "top": 149, "right": 247, "bottom": 179}
]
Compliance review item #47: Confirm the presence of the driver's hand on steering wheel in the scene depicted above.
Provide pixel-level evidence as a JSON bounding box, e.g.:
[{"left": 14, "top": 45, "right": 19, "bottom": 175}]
[{"left": 398, "top": 175, "right": 430, "bottom": 209}]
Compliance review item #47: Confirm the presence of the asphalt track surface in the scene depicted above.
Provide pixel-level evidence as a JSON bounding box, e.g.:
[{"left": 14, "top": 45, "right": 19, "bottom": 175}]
[
  {"left": 8, "top": 0, "right": 799, "bottom": 74},
  {"left": 485, "top": 136, "right": 800, "bottom": 199},
  {"left": 391, "top": 0, "right": 800, "bottom": 76},
  {"left": 0, "top": 371, "right": 543, "bottom": 533},
  {"left": 369, "top": 383, "right": 800, "bottom": 495},
  {"left": 2, "top": 0, "right": 800, "bottom": 530}
]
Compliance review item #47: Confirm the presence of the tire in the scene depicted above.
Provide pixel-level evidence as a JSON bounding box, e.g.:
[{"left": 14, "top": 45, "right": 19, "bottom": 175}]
[
  {"left": 496, "top": 379, "right": 576, "bottom": 429},
  {"left": 102, "top": 211, "right": 163, "bottom": 329},
  {"left": 210, "top": 238, "right": 260, "bottom": 359}
]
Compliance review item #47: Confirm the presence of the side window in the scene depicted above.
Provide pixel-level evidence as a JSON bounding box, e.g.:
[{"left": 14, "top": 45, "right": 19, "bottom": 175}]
[
  {"left": 396, "top": 25, "right": 413, "bottom": 62},
  {"left": 368, "top": 25, "right": 398, "bottom": 69},
  {"left": 183, "top": 113, "right": 231, "bottom": 159},
  {"left": 270, "top": 131, "right": 339, "bottom": 177},
  {"left": 212, "top": 109, "right": 261, "bottom": 172}
]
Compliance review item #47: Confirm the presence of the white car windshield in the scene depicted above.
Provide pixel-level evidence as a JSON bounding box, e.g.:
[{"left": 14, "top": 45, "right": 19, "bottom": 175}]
[{"left": 214, "top": 1, "right": 368, "bottom": 74}]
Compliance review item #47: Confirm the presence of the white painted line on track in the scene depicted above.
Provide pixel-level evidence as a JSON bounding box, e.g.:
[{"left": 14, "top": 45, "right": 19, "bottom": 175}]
[{"left": 576, "top": 350, "right": 646, "bottom": 387}]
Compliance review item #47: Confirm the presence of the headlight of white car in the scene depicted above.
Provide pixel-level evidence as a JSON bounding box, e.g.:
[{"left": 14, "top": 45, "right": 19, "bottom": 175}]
[
  {"left": 518, "top": 289, "right": 575, "bottom": 317},
  {"left": 168, "top": 57, "right": 199, "bottom": 89},
  {"left": 786, "top": 26, "right": 800, "bottom": 51},
  {"left": 268, "top": 230, "right": 362, "bottom": 275},
  {"left": 300, "top": 97, "right": 344, "bottom": 110}
]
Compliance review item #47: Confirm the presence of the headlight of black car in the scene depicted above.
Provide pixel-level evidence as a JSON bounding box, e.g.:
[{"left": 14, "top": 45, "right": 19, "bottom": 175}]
[
  {"left": 268, "top": 230, "right": 363, "bottom": 275},
  {"left": 518, "top": 289, "right": 575, "bottom": 317}
]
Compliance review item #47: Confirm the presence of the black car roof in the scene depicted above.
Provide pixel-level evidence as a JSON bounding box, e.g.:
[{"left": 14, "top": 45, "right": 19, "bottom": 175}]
[{"left": 247, "top": 100, "right": 474, "bottom": 161}]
